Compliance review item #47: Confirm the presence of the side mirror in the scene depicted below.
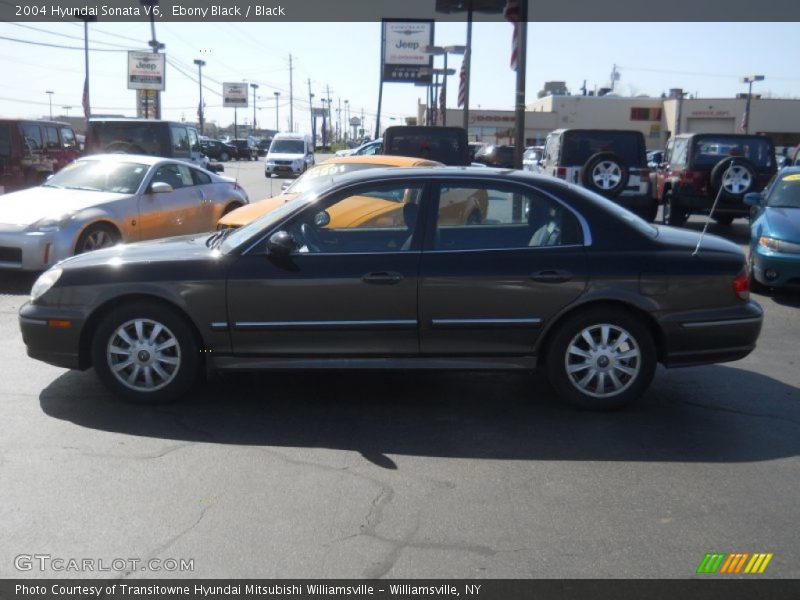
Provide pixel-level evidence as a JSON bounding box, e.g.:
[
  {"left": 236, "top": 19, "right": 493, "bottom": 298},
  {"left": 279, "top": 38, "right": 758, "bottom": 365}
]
[
  {"left": 150, "top": 182, "right": 173, "bottom": 194},
  {"left": 266, "top": 230, "right": 295, "bottom": 256},
  {"left": 744, "top": 192, "right": 763, "bottom": 208}
]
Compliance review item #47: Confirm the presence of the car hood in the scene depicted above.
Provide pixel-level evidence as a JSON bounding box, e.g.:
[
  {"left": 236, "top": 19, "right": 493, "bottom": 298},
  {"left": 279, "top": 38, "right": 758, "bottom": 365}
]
[
  {"left": 763, "top": 207, "right": 800, "bottom": 242},
  {"left": 267, "top": 153, "right": 305, "bottom": 161},
  {"left": 57, "top": 233, "right": 219, "bottom": 271},
  {"left": 217, "top": 193, "right": 298, "bottom": 228},
  {"left": 0, "top": 186, "right": 131, "bottom": 227},
  {"left": 654, "top": 225, "right": 744, "bottom": 256}
]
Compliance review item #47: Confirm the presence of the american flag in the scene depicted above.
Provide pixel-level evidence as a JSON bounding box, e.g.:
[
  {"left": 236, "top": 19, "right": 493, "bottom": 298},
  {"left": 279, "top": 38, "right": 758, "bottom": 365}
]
[
  {"left": 82, "top": 76, "right": 90, "bottom": 119},
  {"left": 439, "top": 79, "right": 446, "bottom": 123},
  {"left": 740, "top": 107, "right": 749, "bottom": 133},
  {"left": 457, "top": 59, "right": 467, "bottom": 108},
  {"left": 504, "top": 0, "right": 521, "bottom": 71}
]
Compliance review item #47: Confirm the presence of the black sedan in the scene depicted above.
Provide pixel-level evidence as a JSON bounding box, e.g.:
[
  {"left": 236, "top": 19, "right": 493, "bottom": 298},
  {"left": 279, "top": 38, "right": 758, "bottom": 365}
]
[
  {"left": 19, "top": 168, "right": 763, "bottom": 410},
  {"left": 200, "top": 139, "right": 236, "bottom": 162},
  {"left": 231, "top": 139, "right": 258, "bottom": 161},
  {"left": 474, "top": 145, "right": 516, "bottom": 168}
]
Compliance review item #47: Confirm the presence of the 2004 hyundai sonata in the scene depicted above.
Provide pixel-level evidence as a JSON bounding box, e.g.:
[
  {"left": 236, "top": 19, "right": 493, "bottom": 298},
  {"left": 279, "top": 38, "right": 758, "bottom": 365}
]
[{"left": 19, "top": 167, "right": 763, "bottom": 410}]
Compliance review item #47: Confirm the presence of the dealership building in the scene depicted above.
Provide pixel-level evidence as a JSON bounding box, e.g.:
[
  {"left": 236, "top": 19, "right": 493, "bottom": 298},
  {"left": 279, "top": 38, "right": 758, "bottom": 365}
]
[{"left": 417, "top": 94, "right": 800, "bottom": 150}]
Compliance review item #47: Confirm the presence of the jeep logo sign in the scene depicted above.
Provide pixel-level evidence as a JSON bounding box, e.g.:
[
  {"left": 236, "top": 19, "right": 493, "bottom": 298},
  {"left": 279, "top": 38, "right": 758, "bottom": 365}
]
[
  {"left": 223, "top": 82, "right": 249, "bottom": 108},
  {"left": 127, "top": 51, "right": 166, "bottom": 91},
  {"left": 382, "top": 20, "right": 434, "bottom": 84}
]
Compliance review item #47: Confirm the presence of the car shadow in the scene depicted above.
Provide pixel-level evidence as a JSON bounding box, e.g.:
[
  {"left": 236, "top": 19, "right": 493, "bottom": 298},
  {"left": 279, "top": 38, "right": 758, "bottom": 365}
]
[
  {"left": 0, "top": 272, "right": 37, "bottom": 295},
  {"left": 679, "top": 218, "right": 751, "bottom": 246},
  {"left": 39, "top": 364, "right": 800, "bottom": 468},
  {"left": 764, "top": 289, "right": 800, "bottom": 308}
]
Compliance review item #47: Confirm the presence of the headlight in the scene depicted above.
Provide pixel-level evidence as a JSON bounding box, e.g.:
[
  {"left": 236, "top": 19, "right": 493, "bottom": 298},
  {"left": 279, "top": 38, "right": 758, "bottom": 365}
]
[
  {"left": 759, "top": 236, "right": 785, "bottom": 252},
  {"left": 30, "top": 213, "right": 75, "bottom": 233},
  {"left": 31, "top": 267, "right": 62, "bottom": 303}
]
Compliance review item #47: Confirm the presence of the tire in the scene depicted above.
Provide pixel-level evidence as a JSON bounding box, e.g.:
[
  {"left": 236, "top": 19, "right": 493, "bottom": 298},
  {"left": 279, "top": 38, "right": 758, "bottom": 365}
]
[
  {"left": 580, "top": 152, "right": 629, "bottom": 198},
  {"left": 75, "top": 223, "right": 119, "bottom": 255},
  {"left": 713, "top": 214, "right": 735, "bottom": 226},
  {"left": 221, "top": 203, "right": 241, "bottom": 217},
  {"left": 710, "top": 157, "right": 756, "bottom": 199},
  {"left": 219, "top": 152, "right": 229, "bottom": 162},
  {"left": 661, "top": 189, "right": 688, "bottom": 227},
  {"left": 91, "top": 301, "right": 200, "bottom": 404},
  {"left": 545, "top": 307, "right": 657, "bottom": 411}
]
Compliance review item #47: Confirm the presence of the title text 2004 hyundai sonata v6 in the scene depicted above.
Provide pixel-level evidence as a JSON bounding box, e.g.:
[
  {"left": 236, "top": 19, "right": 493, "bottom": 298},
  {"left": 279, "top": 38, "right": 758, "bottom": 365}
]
[{"left": 19, "top": 168, "right": 763, "bottom": 410}]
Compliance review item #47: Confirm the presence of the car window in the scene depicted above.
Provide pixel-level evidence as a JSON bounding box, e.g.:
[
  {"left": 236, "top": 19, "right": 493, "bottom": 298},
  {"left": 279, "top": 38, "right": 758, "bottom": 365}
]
[
  {"left": 43, "top": 159, "right": 148, "bottom": 194},
  {"left": 286, "top": 184, "right": 424, "bottom": 254},
  {"left": 44, "top": 126, "right": 60, "bottom": 150},
  {"left": 191, "top": 168, "right": 212, "bottom": 185},
  {"left": 670, "top": 139, "right": 688, "bottom": 167},
  {"left": 544, "top": 135, "right": 559, "bottom": 166},
  {"left": 60, "top": 127, "right": 78, "bottom": 149},
  {"left": 188, "top": 128, "right": 201, "bottom": 153},
  {"left": 286, "top": 162, "right": 386, "bottom": 194},
  {"left": 766, "top": 173, "right": 800, "bottom": 208},
  {"left": 691, "top": 136, "right": 774, "bottom": 168},
  {"left": 0, "top": 123, "right": 11, "bottom": 158},
  {"left": 433, "top": 183, "right": 581, "bottom": 251},
  {"left": 88, "top": 122, "right": 165, "bottom": 155},
  {"left": 152, "top": 163, "right": 192, "bottom": 189},
  {"left": 170, "top": 125, "right": 190, "bottom": 154},
  {"left": 21, "top": 124, "right": 43, "bottom": 152},
  {"left": 561, "top": 131, "right": 646, "bottom": 167}
]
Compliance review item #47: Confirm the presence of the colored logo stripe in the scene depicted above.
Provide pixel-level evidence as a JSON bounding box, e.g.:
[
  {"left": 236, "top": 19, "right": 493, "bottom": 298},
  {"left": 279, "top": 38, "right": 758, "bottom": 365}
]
[{"left": 697, "top": 552, "right": 773, "bottom": 574}]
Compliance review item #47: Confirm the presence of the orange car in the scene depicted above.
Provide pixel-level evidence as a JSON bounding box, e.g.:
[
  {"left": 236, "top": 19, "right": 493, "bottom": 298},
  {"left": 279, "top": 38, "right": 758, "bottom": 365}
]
[{"left": 216, "top": 155, "right": 488, "bottom": 230}]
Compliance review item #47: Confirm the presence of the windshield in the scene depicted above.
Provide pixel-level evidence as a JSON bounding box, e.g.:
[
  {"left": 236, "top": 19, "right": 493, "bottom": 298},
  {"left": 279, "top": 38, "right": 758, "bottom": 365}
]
[
  {"left": 767, "top": 173, "right": 800, "bottom": 208},
  {"left": 561, "top": 131, "right": 646, "bottom": 167},
  {"left": 286, "top": 162, "right": 386, "bottom": 194},
  {"left": 270, "top": 140, "right": 305, "bottom": 154},
  {"left": 219, "top": 193, "right": 316, "bottom": 254},
  {"left": 692, "top": 136, "right": 774, "bottom": 168},
  {"left": 0, "top": 123, "right": 10, "bottom": 158},
  {"left": 88, "top": 122, "right": 165, "bottom": 155},
  {"left": 42, "top": 159, "right": 149, "bottom": 193}
]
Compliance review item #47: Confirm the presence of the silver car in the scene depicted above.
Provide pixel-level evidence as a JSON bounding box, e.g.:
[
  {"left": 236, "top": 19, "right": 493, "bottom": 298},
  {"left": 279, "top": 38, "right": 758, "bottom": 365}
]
[{"left": 0, "top": 154, "right": 248, "bottom": 271}]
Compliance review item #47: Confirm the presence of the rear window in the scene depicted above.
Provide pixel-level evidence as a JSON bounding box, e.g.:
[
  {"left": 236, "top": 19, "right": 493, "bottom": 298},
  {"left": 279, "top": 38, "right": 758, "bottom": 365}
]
[
  {"left": 384, "top": 129, "right": 467, "bottom": 165},
  {"left": 691, "top": 136, "right": 774, "bottom": 168},
  {"left": 0, "top": 123, "right": 11, "bottom": 157},
  {"left": 561, "top": 131, "right": 646, "bottom": 167},
  {"left": 88, "top": 122, "right": 166, "bottom": 155}
]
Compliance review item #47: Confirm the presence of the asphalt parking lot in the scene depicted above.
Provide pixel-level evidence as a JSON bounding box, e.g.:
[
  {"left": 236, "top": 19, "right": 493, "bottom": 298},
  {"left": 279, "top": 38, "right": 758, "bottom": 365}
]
[{"left": 1, "top": 161, "right": 798, "bottom": 579}]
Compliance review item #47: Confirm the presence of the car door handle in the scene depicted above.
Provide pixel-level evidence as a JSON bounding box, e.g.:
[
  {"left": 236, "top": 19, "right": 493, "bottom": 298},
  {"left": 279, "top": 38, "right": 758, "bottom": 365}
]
[
  {"left": 530, "top": 269, "right": 573, "bottom": 283},
  {"left": 362, "top": 271, "right": 403, "bottom": 285}
]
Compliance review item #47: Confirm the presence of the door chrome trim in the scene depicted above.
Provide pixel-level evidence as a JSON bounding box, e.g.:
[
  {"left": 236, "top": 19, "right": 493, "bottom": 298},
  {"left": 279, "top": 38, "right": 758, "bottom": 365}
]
[
  {"left": 209, "top": 321, "right": 229, "bottom": 331},
  {"left": 431, "top": 317, "right": 543, "bottom": 329},
  {"left": 233, "top": 319, "right": 418, "bottom": 331},
  {"left": 680, "top": 317, "right": 762, "bottom": 328}
]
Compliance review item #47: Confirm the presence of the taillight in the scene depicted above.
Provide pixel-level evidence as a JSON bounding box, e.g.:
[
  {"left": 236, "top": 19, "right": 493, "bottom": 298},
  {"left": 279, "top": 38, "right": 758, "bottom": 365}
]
[
  {"left": 555, "top": 167, "right": 567, "bottom": 179},
  {"left": 732, "top": 269, "right": 749, "bottom": 301}
]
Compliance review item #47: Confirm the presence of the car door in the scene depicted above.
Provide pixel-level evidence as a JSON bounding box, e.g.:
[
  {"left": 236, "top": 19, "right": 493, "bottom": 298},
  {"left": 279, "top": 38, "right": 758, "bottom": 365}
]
[
  {"left": 138, "top": 162, "right": 205, "bottom": 240},
  {"left": 418, "top": 179, "right": 589, "bottom": 356},
  {"left": 226, "top": 180, "right": 428, "bottom": 356}
]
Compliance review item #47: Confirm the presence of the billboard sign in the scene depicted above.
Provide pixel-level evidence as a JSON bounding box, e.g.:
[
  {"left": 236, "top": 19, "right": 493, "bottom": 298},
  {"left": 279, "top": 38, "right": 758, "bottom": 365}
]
[
  {"left": 381, "top": 20, "right": 434, "bottom": 83},
  {"left": 127, "top": 51, "right": 166, "bottom": 91},
  {"left": 223, "top": 82, "right": 249, "bottom": 108}
]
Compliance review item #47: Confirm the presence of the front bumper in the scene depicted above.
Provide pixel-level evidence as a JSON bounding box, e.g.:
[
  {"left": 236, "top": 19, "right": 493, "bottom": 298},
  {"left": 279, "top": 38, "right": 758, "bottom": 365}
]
[
  {"left": 751, "top": 247, "right": 800, "bottom": 288},
  {"left": 658, "top": 300, "right": 763, "bottom": 367},
  {"left": 265, "top": 161, "right": 305, "bottom": 176},
  {"left": 19, "top": 301, "right": 88, "bottom": 369},
  {"left": 0, "top": 229, "right": 73, "bottom": 271}
]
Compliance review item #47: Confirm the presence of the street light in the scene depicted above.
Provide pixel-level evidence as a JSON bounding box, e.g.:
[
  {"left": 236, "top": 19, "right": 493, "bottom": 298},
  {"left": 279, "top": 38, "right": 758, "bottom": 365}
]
[
  {"left": 62, "top": 105, "right": 72, "bottom": 118},
  {"left": 425, "top": 45, "right": 465, "bottom": 126},
  {"left": 45, "top": 91, "right": 54, "bottom": 120},
  {"left": 344, "top": 99, "right": 349, "bottom": 142},
  {"left": 193, "top": 59, "right": 206, "bottom": 135},
  {"left": 274, "top": 91, "right": 280, "bottom": 132},
  {"left": 250, "top": 83, "right": 259, "bottom": 132},
  {"left": 740, "top": 75, "right": 765, "bottom": 134}
]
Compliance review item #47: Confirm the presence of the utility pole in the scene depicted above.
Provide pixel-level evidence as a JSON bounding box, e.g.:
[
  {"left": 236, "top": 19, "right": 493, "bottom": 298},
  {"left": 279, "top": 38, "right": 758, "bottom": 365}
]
[
  {"left": 337, "top": 98, "right": 342, "bottom": 144},
  {"left": 194, "top": 59, "right": 206, "bottom": 134},
  {"left": 307, "top": 79, "right": 316, "bottom": 147},
  {"left": 274, "top": 91, "right": 280, "bottom": 132},
  {"left": 288, "top": 53, "right": 294, "bottom": 132},
  {"left": 361, "top": 107, "right": 365, "bottom": 139},
  {"left": 325, "top": 85, "right": 332, "bottom": 143},
  {"left": 45, "top": 91, "right": 54, "bottom": 120},
  {"left": 250, "top": 83, "right": 259, "bottom": 132},
  {"left": 77, "top": 12, "right": 95, "bottom": 125},
  {"left": 140, "top": 0, "right": 163, "bottom": 119}
]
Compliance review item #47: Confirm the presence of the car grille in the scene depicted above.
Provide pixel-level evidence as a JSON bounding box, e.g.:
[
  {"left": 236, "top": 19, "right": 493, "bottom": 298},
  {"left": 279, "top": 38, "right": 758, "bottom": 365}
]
[
  {"left": 274, "top": 160, "right": 293, "bottom": 166},
  {"left": 0, "top": 246, "right": 22, "bottom": 264}
]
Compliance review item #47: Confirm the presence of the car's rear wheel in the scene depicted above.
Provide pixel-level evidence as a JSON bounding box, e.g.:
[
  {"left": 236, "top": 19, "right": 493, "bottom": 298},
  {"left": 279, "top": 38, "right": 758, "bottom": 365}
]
[
  {"left": 75, "top": 223, "right": 119, "bottom": 255},
  {"left": 662, "top": 189, "right": 688, "bottom": 226},
  {"left": 545, "top": 307, "right": 657, "bottom": 411},
  {"left": 91, "top": 301, "right": 200, "bottom": 404}
]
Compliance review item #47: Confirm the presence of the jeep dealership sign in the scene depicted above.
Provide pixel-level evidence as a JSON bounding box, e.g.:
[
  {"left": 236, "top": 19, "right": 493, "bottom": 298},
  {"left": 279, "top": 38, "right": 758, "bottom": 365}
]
[
  {"left": 223, "top": 82, "right": 248, "bottom": 108},
  {"left": 127, "top": 51, "right": 165, "bottom": 91},
  {"left": 381, "top": 20, "right": 434, "bottom": 83}
]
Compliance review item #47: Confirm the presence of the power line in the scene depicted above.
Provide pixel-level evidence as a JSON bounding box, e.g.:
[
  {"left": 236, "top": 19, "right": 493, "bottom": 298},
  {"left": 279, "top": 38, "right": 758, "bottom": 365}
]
[
  {"left": 4, "top": 23, "right": 146, "bottom": 50},
  {"left": 0, "top": 35, "right": 146, "bottom": 52}
]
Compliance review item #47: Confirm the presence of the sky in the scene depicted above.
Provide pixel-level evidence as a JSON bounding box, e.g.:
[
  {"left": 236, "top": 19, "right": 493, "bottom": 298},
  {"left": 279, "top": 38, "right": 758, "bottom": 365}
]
[{"left": 1, "top": 21, "right": 799, "bottom": 135}]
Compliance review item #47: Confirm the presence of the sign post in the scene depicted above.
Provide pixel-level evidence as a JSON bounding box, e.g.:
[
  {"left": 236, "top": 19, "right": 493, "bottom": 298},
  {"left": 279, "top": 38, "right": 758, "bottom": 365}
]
[
  {"left": 128, "top": 51, "right": 165, "bottom": 120},
  {"left": 223, "top": 83, "right": 249, "bottom": 139}
]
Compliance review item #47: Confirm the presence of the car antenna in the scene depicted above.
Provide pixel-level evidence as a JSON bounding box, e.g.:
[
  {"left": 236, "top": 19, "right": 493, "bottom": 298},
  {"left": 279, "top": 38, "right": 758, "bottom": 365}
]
[{"left": 693, "top": 159, "right": 735, "bottom": 257}]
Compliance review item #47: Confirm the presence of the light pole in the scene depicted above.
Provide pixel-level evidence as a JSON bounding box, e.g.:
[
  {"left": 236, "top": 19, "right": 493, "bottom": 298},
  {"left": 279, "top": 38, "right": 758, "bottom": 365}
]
[
  {"left": 193, "top": 59, "right": 206, "bottom": 134},
  {"left": 274, "top": 91, "right": 280, "bottom": 132},
  {"left": 250, "top": 83, "right": 259, "bottom": 132},
  {"left": 77, "top": 13, "right": 95, "bottom": 124},
  {"left": 45, "top": 91, "right": 54, "bottom": 120},
  {"left": 425, "top": 45, "right": 465, "bottom": 126},
  {"left": 62, "top": 106, "right": 72, "bottom": 118},
  {"left": 344, "top": 99, "right": 349, "bottom": 143},
  {"left": 140, "top": 0, "right": 164, "bottom": 119},
  {"left": 740, "top": 75, "right": 764, "bottom": 134}
]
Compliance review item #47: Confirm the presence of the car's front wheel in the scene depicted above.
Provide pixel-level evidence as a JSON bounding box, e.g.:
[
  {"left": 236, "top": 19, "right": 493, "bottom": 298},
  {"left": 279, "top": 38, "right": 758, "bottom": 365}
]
[
  {"left": 219, "top": 151, "right": 229, "bottom": 162},
  {"left": 91, "top": 301, "right": 200, "bottom": 404},
  {"left": 662, "top": 189, "right": 688, "bottom": 226},
  {"left": 545, "top": 307, "right": 657, "bottom": 410}
]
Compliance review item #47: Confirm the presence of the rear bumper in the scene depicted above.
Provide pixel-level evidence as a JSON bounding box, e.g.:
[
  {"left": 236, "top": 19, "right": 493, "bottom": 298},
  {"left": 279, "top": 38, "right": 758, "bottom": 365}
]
[
  {"left": 673, "top": 189, "right": 750, "bottom": 217},
  {"left": 658, "top": 301, "right": 763, "bottom": 367}
]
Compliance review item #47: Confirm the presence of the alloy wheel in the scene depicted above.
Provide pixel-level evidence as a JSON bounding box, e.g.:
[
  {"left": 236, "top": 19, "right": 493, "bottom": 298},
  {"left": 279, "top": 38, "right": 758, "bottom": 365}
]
[
  {"left": 106, "top": 318, "right": 182, "bottom": 392},
  {"left": 564, "top": 324, "right": 641, "bottom": 398},
  {"left": 591, "top": 161, "right": 623, "bottom": 190},
  {"left": 721, "top": 165, "right": 753, "bottom": 195},
  {"left": 80, "top": 229, "right": 115, "bottom": 252}
]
